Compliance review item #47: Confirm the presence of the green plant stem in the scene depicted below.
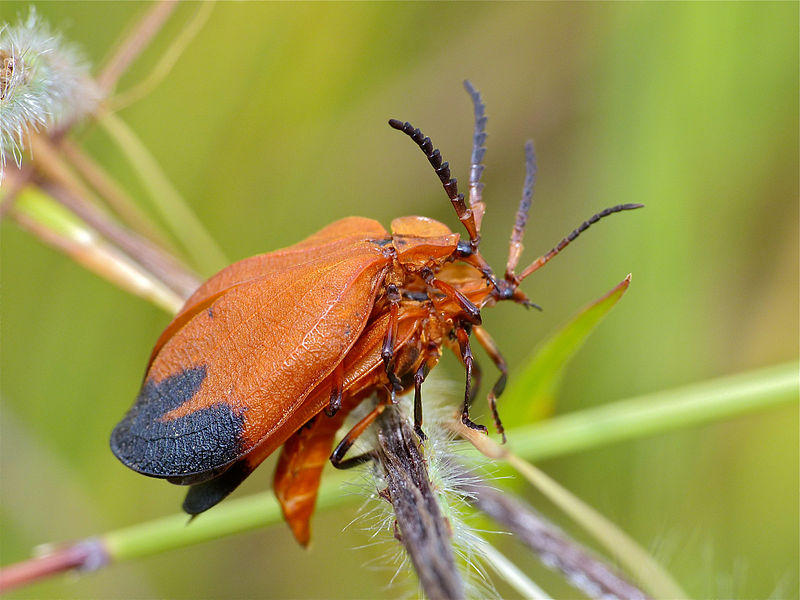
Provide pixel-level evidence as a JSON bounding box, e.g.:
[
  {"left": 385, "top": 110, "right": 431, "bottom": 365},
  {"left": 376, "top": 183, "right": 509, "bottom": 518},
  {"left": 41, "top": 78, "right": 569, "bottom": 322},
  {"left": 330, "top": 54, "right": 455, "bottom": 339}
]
[
  {"left": 507, "top": 361, "right": 797, "bottom": 462},
  {"left": 105, "top": 471, "right": 349, "bottom": 560},
  {"left": 101, "top": 361, "right": 797, "bottom": 563}
]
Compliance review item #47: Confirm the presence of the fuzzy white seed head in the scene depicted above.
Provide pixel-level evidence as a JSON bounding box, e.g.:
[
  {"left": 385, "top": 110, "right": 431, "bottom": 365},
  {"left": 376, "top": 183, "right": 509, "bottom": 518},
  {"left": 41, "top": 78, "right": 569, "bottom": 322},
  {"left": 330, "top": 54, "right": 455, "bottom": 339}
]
[
  {"left": 0, "top": 8, "right": 101, "bottom": 181},
  {"left": 342, "top": 376, "right": 511, "bottom": 599}
]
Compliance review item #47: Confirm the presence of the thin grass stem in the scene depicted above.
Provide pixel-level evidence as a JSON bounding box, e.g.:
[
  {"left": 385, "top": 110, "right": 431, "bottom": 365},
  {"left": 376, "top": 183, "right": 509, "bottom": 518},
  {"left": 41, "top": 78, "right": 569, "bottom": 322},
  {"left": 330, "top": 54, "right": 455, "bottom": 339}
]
[
  {"left": 110, "top": 2, "right": 215, "bottom": 110},
  {"left": 10, "top": 187, "right": 184, "bottom": 313},
  {"left": 94, "top": 1, "right": 177, "bottom": 94},
  {"left": 506, "top": 361, "right": 798, "bottom": 463},
  {"left": 59, "top": 138, "right": 177, "bottom": 251},
  {"left": 98, "top": 110, "right": 227, "bottom": 274}
]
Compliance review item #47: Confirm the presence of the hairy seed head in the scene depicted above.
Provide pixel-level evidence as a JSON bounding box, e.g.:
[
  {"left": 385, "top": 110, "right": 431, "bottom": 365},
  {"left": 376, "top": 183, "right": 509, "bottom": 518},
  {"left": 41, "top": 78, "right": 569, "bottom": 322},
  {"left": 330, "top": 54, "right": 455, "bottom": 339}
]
[{"left": 0, "top": 9, "right": 101, "bottom": 181}]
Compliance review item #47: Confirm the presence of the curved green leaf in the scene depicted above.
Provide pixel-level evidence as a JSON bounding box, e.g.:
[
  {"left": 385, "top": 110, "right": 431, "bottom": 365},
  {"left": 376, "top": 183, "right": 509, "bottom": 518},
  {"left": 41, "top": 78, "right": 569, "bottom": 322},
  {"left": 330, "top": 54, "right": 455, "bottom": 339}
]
[{"left": 503, "top": 274, "right": 632, "bottom": 423}]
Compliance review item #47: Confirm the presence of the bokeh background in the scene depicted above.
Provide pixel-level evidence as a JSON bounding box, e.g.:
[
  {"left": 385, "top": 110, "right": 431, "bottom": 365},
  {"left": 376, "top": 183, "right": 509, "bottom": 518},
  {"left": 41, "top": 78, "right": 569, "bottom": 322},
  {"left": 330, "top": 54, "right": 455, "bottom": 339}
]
[{"left": 1, "top": 2, "right": 797, "bottom": 598}]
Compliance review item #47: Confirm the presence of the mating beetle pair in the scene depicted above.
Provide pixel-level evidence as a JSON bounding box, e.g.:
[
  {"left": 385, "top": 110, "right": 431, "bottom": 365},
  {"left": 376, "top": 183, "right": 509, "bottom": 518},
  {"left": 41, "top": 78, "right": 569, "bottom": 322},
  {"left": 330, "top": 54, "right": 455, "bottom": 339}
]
[{"left": 111, "top": 82, "right": 641, "bottom": 545}]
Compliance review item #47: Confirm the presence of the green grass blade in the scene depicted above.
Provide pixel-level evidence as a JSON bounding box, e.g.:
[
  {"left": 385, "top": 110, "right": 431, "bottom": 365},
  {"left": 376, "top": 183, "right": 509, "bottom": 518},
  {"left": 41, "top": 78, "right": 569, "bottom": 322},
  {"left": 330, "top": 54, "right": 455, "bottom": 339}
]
[
  {"left": 509, "top": 361, "right": 798, "bottom": 463},
  {"left": 504, "top": 274, "right": 632, "bottom": 422}
]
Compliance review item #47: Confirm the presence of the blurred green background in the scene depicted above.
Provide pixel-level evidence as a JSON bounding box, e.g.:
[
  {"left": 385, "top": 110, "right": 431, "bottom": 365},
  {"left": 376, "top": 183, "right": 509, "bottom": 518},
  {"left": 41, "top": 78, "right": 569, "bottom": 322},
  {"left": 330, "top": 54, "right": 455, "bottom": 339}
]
[{"left": 1, "top": 2, "right": 797, "bottom": 598}]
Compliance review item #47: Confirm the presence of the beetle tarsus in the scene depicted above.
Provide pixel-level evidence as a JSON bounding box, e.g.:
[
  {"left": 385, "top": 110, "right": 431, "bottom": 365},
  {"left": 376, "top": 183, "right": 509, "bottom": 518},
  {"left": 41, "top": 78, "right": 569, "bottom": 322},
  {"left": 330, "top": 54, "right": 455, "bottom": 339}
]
[{"left": 461, "top": 412, "right": 488, "bottom": 434}]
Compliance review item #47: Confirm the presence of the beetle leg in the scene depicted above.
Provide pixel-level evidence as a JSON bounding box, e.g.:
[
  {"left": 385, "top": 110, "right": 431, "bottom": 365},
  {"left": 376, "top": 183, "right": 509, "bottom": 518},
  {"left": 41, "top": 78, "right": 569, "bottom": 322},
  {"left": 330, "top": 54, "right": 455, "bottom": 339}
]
[
  {"left": 324, "top": 361, "right": 344, "bottom": 417},
  {"left": 381, "top": 284, "right": 402, "bottom": 392},
  {"left": 468, "top": 351, "right": 482, "bottom": 405},
  {"left": 330, "top": 388, "right": 392, "bottom": 470},
  {"left": 455, "top": 325, "right": 488, "bottom": 434},
  {"left": 411, "top": 341, "right": 442, "bottom": 442},
  {"left": 473, "top": 325, "right": 508, "bottom": 443},
  {"left": 446, "top": 340, "right": 481, "bottom": 406},
  {"left": 412, "top": 363, "right": 429, "bottom": 442},
  {"left": 422, "top": 268, "right": 482, "bottom": 325}
]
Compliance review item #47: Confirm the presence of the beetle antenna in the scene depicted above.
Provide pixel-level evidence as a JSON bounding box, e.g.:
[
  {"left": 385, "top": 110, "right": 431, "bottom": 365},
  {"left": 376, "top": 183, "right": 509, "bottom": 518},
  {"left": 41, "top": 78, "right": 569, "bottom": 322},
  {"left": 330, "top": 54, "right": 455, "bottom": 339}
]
[
  {"left": 517, "top": 203, "right": 644, "bottom": 281},
  {"left": 505, "top": 141, "right": 537, "bottom": 281},
  {"left": 463, "top": 80, "right": 488, "bottom": 233},
  {"left": 389, "top": 118, "right": 481, "bottom": 250}
]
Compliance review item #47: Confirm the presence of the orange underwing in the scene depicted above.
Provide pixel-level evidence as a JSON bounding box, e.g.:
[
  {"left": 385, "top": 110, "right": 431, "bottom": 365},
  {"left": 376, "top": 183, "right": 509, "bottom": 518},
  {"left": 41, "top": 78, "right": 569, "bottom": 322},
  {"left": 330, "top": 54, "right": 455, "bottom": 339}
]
[{"left": 111, "top": 82, "right": 642, "bottom": 545}]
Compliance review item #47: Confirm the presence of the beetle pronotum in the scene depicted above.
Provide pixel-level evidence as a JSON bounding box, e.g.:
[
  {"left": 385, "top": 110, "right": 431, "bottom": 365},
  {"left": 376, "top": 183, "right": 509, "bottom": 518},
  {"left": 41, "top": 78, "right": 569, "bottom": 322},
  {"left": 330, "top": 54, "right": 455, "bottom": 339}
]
[{"left": 111, "top": 82, "right": 642, "bottom": 545}]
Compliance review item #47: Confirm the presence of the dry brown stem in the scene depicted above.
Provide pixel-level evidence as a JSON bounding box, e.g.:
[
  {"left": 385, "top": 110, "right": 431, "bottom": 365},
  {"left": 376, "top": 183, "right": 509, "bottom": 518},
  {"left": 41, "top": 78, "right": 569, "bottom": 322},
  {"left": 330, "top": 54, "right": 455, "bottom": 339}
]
[
  {"left": 0, "top": 539, "right": 109, "bottom": 594},
  {"left": 95, "top": 1, "right": 178, "bottom": 94},
  {"left": 41, "top": 180, "right": 200, "bottom": 299},
  {"left": 464, "top": 477, "right": 650, "bottom": 600},
  {"left": 59, "top": 138, "right": 176, "bottom": 250},
  {"left": 375, "top": 408, "right": 465, "bottom": 600}
]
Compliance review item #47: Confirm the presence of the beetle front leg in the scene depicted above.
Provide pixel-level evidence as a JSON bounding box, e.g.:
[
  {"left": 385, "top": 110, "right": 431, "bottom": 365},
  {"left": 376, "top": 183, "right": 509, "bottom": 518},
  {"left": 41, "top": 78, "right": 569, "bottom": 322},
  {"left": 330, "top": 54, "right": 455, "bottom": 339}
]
[
  {"left": 381, "top": 284, "right": 402, "bottom": 393},
  {"left": 455, "top": 325, "right": 487, "bottom": 434},
  {"left": 473, "top": 325, "right": 508, "bottom": 443},
  {"left": 422, "top": 268, "right": 482, "bottom": 325}
]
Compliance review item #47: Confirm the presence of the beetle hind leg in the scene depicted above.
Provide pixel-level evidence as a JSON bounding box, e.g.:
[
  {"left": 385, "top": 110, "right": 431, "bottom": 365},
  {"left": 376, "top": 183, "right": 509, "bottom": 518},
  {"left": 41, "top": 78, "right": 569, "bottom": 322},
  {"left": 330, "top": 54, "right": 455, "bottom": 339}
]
[{"left": 330, "top": 388, "right": 392, "bottom": 470}]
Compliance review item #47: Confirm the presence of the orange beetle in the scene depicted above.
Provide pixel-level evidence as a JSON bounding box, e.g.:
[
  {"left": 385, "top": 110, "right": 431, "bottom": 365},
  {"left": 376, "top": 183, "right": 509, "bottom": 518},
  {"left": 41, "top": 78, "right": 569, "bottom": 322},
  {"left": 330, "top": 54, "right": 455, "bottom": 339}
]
[{"left": 111, "top": 82, "right": 641, "bottom": 544}]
